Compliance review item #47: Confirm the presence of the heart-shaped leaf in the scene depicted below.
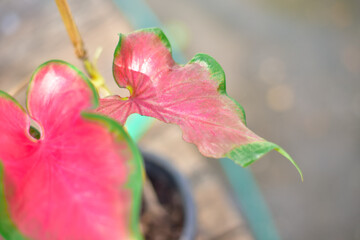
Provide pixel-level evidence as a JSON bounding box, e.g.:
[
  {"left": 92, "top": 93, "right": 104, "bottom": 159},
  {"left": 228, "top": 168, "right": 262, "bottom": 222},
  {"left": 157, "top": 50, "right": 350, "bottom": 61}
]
[
  {"left": 97, "top": 28, "right": 302, "bottom": 179},
  {"left": 0, "top": 61, "right": 143, "bottom": 240}
]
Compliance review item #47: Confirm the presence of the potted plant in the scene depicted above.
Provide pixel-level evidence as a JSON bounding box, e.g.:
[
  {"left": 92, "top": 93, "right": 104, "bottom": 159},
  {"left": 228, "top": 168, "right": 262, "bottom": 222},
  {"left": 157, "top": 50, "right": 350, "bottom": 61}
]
[
  {"left": 141, "top": 151, "right": 196, "bottom": 240},
  {"left": 0, "top": 0, "right": 302, "bottom": 239}
]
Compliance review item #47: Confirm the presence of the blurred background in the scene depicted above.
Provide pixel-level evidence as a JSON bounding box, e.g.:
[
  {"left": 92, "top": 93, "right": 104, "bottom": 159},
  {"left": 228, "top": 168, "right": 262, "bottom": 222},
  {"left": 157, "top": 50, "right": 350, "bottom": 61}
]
[
  {"left": 147, "top": 0, "right": 359, "bottom": 240},
  {"left": 0, "top": 0, "right": 359, "bottom": 239}
]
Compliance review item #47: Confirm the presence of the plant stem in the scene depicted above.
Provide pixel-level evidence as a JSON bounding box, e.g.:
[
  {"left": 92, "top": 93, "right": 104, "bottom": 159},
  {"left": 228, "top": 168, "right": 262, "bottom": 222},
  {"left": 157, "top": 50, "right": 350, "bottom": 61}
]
[
  {"left": 55, "top": 0, "right": 87, "bottom": 60},
  {"left": 55, "top": 0, "right": 111, "bottom": 96},
  {"left": 55, "top": 0, "right": 167, "bottom": 223},
  {"left": 8, "top": 78, "right": 29, "bottom": 97}
]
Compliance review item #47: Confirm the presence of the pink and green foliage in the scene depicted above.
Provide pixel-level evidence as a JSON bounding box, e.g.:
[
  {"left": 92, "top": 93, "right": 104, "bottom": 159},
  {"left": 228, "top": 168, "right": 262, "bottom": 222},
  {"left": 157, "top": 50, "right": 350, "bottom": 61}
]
[
  {"left": 0, "top": 61, "right": 143, "bottom": 240},
  {"left": 97, "top": 28, "right": 302, "bottom": 178}
]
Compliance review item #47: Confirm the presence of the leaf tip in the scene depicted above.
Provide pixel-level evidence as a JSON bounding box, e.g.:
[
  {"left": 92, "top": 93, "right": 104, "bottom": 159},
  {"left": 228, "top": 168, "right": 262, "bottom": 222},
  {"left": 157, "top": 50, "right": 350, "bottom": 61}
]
[
  {"left": 274, "top": 145, "right": 303, "bottom": 182},
  {"left": 226, "top": 141, "right": 303, "bottom": 181}
]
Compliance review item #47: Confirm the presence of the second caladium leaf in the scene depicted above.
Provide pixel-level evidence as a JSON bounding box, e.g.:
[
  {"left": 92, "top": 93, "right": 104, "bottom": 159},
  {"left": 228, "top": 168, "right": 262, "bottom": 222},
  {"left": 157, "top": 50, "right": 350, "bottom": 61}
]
[
  {"left": 97, "top": 28, "right": 302, "bottom": 179},
  {"left": 0, "top": 61, "right": 143, "bottom": 240}
]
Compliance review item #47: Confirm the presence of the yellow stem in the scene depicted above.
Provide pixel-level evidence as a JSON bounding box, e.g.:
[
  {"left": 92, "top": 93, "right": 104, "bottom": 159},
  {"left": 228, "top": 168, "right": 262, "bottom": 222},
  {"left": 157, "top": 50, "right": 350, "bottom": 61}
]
[
  {"left": 55, "top": 2, "right": 157, "bottom": 227},
  {"left": 55, "top": 0, "right": 111, "bottom": 96},
  {"left": 8, "top": 78, "right": 29, "bottom": 97},
  {"left": 55, "top": 0, "right": 87, "bottom": 60},
  {"left": 83, "top": 60, "right": 111, "bottom": 96}
]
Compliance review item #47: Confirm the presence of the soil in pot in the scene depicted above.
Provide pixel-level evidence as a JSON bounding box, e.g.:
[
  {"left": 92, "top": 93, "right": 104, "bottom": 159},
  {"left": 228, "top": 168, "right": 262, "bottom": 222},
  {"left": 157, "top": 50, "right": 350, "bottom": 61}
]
[{"left": 140, "top": 155, "right": 185, "bottom": 240}]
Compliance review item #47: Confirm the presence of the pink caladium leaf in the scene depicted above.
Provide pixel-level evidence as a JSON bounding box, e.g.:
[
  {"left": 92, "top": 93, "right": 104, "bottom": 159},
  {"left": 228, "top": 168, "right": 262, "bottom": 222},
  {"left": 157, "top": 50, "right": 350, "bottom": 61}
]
[
  {"left": 97, "top": 28, "right": 302, "bottom": 179},
  {"left": 0, "top": 61, "right": 143, "bottom": 240}
]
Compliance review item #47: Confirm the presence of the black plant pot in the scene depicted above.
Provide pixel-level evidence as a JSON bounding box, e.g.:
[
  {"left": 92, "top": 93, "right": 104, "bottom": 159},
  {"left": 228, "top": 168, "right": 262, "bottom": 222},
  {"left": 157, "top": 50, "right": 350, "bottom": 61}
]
[{"left": 142, "top": 151, "right": 197, "bottom": 240}]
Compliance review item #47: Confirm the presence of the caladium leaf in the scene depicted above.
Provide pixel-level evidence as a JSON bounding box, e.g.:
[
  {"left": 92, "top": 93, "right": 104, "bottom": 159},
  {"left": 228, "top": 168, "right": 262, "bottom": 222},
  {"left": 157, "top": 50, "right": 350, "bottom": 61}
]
[
  {"left": 97, "top": 28, "right": 302, "bottom": 179},
  {"left": 0, "top": 61, "right": 143, "bottom": 240}
]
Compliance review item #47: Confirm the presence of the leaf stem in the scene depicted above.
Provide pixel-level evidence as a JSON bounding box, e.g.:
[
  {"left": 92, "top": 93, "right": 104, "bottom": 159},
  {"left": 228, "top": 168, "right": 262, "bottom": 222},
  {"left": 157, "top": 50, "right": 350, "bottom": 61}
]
[
  {"left": 55, "top": 0, "right": 87, "bottom": 60},
  {"left": 54, "top": 0, "right": 111, "bottom": 96},
  {"left": 8, "top": 78, "right": 29, "bottom": 97},
  {"left": 55, "top": 0, "right": 167, "bottom": 229}
]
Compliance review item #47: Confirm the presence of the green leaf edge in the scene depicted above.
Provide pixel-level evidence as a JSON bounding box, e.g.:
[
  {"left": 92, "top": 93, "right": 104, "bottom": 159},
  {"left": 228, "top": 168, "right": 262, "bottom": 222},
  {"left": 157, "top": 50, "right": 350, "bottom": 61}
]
[
  {"left": 113, "top": 33, "right": 125, "bottom": 89},
  {"left": 113, "top": 33, "right": 124, "bottom": 62},
  {"left": 81, "top": 112, "right": 144, "bottom": 240},
  {"left": 0, "top": 91, "right": 26, "bottom": 113},
  {"left": 188, "top": 53, "right": 247, "bottom": 125},
  {"left": 137, "top": 27, "right": 172, "bottom": 53},
  {"left": 0, "top": 163, "right": 27, "bottom": 240},
  {"left": 0, "top": 92, "right": 30, "bottom": 238},
  {"left": 225, "top": 141, "right": 303, "bottom": 181},
  {"left": 26, "top": 60, "right": 99, "bottom": 117}
]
